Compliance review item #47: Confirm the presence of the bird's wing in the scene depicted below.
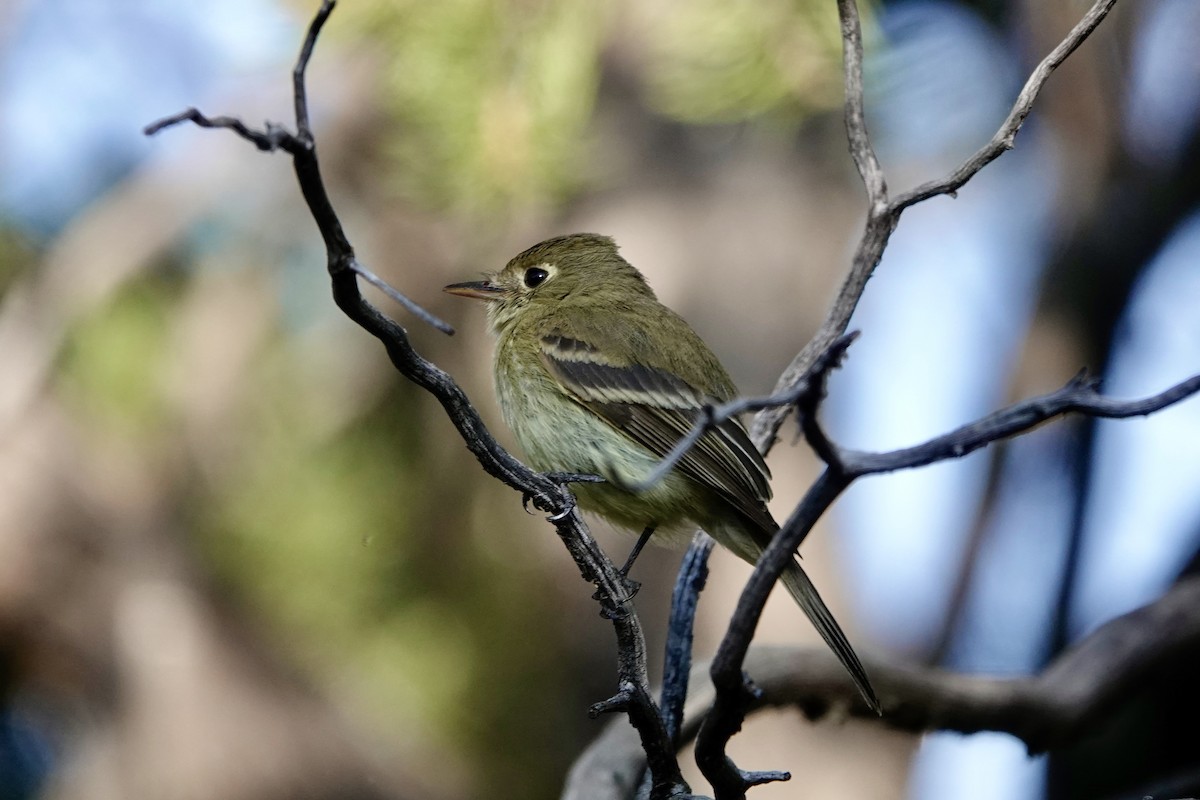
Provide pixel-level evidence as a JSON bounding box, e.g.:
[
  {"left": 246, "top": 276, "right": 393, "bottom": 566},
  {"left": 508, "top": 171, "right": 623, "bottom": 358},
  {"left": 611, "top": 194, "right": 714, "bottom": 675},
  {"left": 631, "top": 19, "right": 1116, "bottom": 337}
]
[{"left": 538, "top": 328, "right": 773, "bottom": 529}]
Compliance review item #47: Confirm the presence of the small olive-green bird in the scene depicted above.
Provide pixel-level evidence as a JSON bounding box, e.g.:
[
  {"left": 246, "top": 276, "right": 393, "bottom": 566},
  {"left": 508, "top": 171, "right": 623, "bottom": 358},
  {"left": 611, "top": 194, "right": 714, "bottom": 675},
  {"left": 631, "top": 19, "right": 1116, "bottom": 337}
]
[{"left": 445, "top": 233, "right": 878, "bottom": 712}]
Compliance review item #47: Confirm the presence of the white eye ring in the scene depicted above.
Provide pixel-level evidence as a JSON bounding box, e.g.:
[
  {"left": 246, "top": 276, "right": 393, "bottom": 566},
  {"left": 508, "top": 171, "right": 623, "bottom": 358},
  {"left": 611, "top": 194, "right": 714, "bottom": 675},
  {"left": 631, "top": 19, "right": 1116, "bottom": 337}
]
[{"left": 524, "top": 267, "right": 550, "bottom": 288}]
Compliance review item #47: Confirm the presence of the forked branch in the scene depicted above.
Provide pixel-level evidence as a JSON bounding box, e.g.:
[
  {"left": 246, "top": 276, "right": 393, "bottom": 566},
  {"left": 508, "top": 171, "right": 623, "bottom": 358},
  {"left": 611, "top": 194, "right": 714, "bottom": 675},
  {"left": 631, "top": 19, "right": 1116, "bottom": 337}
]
[{"left": 688, "top": 0, "right": 1129, "bottom": 794}]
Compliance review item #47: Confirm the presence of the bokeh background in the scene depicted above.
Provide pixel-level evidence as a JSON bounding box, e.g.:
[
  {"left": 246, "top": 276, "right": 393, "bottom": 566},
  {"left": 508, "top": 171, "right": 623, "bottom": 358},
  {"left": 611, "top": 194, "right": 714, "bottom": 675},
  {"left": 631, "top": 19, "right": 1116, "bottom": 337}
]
[{"left": 2, "top": 1, "right": 1199, "bottom": 799}]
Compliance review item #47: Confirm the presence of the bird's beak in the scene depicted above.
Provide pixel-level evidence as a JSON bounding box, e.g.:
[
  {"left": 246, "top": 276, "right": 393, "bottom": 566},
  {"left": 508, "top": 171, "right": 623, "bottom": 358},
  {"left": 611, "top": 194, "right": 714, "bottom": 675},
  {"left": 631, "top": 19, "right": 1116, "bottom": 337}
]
[{"left": 443, "top": 280, "right": 506, "bottom": 301}]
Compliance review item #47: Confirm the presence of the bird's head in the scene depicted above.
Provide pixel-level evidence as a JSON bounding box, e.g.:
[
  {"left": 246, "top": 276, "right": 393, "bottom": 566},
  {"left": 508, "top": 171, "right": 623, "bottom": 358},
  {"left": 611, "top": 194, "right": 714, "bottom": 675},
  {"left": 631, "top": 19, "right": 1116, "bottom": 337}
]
[{"left": 444, "top": 233, "right": 655, "bottom": 333}]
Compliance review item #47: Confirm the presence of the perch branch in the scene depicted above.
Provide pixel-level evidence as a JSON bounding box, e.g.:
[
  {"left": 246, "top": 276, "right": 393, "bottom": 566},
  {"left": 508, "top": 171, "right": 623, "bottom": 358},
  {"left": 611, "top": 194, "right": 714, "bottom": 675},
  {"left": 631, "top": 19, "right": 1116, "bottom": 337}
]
[{"left": 144, "top": 2, "right": 689, "bottom": 797}]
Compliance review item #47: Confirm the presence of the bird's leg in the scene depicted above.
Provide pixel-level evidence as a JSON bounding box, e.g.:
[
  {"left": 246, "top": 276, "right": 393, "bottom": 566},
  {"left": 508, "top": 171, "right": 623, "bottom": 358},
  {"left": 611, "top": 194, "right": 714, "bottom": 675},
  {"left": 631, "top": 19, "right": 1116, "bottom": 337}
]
[
  {"left": 619, "top": 524, "right": 657, "bottom": 579},
  {"left": 611, "top": 525, "right": 656, "bottom": 604}
]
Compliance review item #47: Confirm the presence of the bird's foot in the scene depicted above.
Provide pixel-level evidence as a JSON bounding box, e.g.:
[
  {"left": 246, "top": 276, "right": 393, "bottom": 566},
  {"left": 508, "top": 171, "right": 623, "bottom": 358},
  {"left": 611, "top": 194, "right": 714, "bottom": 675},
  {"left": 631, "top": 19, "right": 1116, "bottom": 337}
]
[
  {"left": 593, "top": 577, "right": 640, "bottom": 620},
  {"left": 522, "top": 472, "right": 603, "bottom": 515}
]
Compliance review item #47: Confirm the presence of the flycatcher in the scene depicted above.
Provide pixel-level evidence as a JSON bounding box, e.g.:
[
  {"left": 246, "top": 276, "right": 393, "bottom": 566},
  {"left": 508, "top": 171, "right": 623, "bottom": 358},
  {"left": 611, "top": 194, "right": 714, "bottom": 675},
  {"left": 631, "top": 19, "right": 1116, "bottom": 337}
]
[{"left": 445, "top": 233, "right": 878, "bottom": 712}]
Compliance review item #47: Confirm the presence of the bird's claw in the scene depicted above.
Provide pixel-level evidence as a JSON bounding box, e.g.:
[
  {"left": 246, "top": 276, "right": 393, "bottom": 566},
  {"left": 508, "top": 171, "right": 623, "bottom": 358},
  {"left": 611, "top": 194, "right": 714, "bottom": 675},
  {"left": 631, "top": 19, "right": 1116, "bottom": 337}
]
[
  {"left": 592, "top": 577, "right": 640, "bottom": 620},
  {"left": 522, "top": 472, "right": 600, "bottom": 516},
  {"left": 530, "top": 472, "right": 602, "bottom": 520}
]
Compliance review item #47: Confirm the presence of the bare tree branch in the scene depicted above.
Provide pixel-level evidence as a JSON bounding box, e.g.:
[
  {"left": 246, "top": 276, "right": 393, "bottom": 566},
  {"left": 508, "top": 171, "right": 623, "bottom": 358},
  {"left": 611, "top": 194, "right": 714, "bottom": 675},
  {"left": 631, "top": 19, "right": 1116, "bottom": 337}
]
[
  {"left": 694, "top": 354, "right": 1200, "bottom": 797},
  {"left": 890, "top": 0, "right": 1121, "bottom": 212},
  {"left": 694, "top": 468, "right": 848, "bottom": 797},
  {"left": 348, "top": 258, "right": 455, "bottom": 334},
  {"left": 143, "top": 108, "right": 304, "bottom": 155},
  {"left": 714, "top": 574, "right": 1200, "bottom": 752},
  {"left": 567, "top": 575, "right": 1200, "bottom": 799},
  {"left": 651, "top": 334, "right": 858, "bottom": 794},
  {"left": 145, "top": 3, "right": 691, "bottom": 797},
  {"left": 660, "top": 538, "right": 714, "bottom": 747},
  {"left": 638, "top": 342, "right": 1200, "bottom": 550},
  {"left": 844, "top": 370, "right": 1200, "bottom": 477},
  {"left": 749, "top": 0, "right": 1120, "bottom": 452}
]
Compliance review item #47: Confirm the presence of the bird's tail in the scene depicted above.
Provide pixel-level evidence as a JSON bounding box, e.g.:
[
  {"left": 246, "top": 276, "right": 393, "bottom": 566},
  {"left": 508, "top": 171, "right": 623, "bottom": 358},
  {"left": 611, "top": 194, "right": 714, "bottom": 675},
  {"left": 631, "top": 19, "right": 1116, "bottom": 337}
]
[
  {"left": 779, "top": 559, "right": 881, "bottom": 714},
  {"left": 705, "top": 520, "right": 881, "bottom": 713}
]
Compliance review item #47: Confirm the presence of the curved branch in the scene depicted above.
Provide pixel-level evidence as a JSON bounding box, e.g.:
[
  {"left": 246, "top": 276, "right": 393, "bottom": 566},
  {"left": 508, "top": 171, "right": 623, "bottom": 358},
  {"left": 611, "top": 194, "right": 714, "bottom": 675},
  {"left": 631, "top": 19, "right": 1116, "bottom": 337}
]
[
  {"left": 633, "top": 349, "right": 1200, "bottom": 542},
  {"left": 696, "top": 367, "right": 1200, "bottom": 797},
  {"left": 694, "top": 468, "right": 848, "bottom": 797},
  {"left": 653, "top": 335, "right": 856, "bottom": 793},
  {"left": 710, "top": 574, "right": 1200, "bottom": 750},
  {"left": 890, "top": 0, "right": 1121, "bottom": 212},
  {"left": 144, "top": 2, "right": 688, "bottom": 797}
]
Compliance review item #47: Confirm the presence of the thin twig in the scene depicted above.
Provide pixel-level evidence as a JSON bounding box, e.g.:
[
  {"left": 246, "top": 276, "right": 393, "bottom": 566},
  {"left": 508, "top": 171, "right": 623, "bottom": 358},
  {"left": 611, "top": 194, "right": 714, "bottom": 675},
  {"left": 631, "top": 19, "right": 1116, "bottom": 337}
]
[
  {"left": 843, "top": 370, "right": 1200, "bottom": 477},
  {"left": 291, "top": 0, "right": 333, "bottom": 141},
  {"left": 143, "top": 108, "right": 303, "bottom": 154},
  {"left": 616, "top": 383, "right": 809, "bottom": 494},
  {"left": 617, "top": 335, "right": 857, "bottom": 495},
  {"left": 836, "top": 0, "right": 888, "bottom": 209},
  {"left": 349, "top": 259, "right": 454, "bottom": 335},
  {"left": 144, "top": 113, "right": 448, "bottom": 334},
  {"left": 891, "top": 0, "right": 1121, "bottom": 212},
  {"left": 749, "top": 0, "right": 1120, "bottom": 453},
  {"left": 747, "top": 0, "right": 893, "bottom": 453}
]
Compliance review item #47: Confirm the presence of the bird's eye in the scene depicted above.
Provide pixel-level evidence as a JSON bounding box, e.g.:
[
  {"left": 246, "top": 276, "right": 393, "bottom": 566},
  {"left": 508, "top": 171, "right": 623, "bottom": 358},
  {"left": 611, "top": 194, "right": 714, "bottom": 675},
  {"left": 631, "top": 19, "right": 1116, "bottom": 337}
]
[{"left": 524, "top": 267, "right": 550, "bottom": 288}]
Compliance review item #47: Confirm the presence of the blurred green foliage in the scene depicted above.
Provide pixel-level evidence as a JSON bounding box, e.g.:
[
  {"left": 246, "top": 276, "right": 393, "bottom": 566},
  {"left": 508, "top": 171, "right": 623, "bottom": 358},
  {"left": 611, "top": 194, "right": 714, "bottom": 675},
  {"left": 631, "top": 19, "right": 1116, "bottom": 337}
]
[
  {"left": 640, "top": 0, "right": 843, "bottom": 123},
  {"left": 200, "top": 371, "right": 477, "bottom": 744},
  {"left": 196, "top": 369, "right": 596, "bottom": 797},
  {"left": 337, "top": 0, "right": 844, "bottom": 218},
  {"left": 58, "top": 273, "right": 180, "bottom": 438},
  {"left": 341, "top": 0, "right": 608, "bottom": 218}
]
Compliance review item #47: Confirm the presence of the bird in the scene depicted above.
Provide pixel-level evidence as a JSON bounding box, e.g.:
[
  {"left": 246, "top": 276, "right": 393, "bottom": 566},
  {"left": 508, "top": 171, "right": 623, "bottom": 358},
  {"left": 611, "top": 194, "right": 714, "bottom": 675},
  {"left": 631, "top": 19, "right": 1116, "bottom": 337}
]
[{"left": 445, "top": 233, "right": 879, "bottom": 713}]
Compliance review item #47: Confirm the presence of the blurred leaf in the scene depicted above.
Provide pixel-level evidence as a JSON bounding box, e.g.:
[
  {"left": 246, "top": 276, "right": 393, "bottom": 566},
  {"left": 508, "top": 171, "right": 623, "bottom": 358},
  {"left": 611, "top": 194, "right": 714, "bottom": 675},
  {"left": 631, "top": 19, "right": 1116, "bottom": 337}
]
[
  {"left": 638, "top": 0, "right": 845, "bottom": 123},
  {"left": 58, "top": 274, "right": 179, "bottom": 436},
  {"left": 340, "top": 0, "right": 608, "bottom": 218}
]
